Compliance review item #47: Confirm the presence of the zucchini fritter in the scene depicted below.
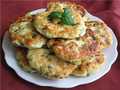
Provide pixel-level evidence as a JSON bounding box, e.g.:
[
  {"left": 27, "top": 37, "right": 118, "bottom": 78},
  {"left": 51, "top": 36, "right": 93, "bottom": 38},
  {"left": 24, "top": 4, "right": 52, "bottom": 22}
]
[
  {"left": 27, "top": 48, "right": 77, "bottom": 79},
  {"left": 85, "top": 21, "right": 112, "bottom": 49},
  {"left": 34, "top": 2, "right": 86, "bottom": 39},
  {"left": 47, "top": 29, "right": 100, "bottom": 64},
  {"left": 9, "top": 16, "right": 47, "bottom": 49}
]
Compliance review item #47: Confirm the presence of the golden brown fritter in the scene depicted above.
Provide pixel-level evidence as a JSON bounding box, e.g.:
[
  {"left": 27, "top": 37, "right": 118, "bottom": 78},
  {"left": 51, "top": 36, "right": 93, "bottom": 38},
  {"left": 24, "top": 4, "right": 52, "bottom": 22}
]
[
  {"left": 47, "top": 39, "right": 84, "bottom": 64},
  {"left": 9, "top": 16, "right": 47, "bottom": 49},
  {"left": 47, "top": 29, "right": 100, "bottom": 64},
  {"left": 33, "top": 2, "right": 86, "bottom": 39},
  {"left": 85, "top": 21, "right": 112, "bottom": 49},
  {"left": 27, "top": 48, "right": 77, "bottom": 79}
]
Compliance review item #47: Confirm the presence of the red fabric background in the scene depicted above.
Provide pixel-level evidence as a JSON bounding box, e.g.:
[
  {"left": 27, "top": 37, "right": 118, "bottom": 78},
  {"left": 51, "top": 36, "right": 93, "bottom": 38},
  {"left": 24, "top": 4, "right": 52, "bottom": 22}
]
[{"left": 1, "top": 0, "right": 120, "bottom": 90}]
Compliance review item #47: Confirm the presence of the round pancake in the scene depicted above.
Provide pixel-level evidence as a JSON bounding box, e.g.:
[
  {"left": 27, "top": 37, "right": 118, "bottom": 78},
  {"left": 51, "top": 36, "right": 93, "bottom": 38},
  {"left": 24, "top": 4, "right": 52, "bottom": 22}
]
[
  {"left": 85, "top": 21, "right": 112, "bottom": 49},
  {"left": 27, "top": 48, "right": 77, "bottom": 79},
  {"left": 47, "top": 39, "right": 84, "bottom": 65},
  {"left": 47, "top": 29, "right": 100, "bottom": 64},
  {"left": 33, "top": 2, "right": 86, "bottom": 39},
  {"left": 15, "top": 47, "right": 35, "bottom": 72},
  {"left": 72, "top": 51, "right": 105, "bottom": 77},
  {"left": 9, "top": 16, "right": 47, "bottom": 49}
]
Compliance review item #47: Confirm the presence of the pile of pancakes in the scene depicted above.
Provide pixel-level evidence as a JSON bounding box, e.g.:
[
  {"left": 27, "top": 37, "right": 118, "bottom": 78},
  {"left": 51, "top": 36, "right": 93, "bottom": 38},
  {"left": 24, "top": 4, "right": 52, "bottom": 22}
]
[{"left": 9, "top": 2, "right": 112, "bottom": 79}]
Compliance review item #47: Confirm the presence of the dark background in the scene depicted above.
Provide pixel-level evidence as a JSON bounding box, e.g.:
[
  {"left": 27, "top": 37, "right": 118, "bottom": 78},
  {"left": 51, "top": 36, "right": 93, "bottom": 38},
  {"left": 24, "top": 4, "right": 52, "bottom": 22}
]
[{"left": 1, "top": 0, "right": 120, "bottom": 90}]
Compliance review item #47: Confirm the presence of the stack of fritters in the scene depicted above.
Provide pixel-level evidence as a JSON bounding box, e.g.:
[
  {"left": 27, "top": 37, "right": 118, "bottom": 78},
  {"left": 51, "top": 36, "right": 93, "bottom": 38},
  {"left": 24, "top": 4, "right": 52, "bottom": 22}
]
[{"left": 9, "top": 2, "right": 112, "bottom": 79}]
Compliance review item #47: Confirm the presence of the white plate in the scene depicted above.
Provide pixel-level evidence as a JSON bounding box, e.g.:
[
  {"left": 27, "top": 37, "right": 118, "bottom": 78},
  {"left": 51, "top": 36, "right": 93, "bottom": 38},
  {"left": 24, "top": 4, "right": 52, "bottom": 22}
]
[{"left": 2, "top": 8, "right": 118, "bottom": 88}]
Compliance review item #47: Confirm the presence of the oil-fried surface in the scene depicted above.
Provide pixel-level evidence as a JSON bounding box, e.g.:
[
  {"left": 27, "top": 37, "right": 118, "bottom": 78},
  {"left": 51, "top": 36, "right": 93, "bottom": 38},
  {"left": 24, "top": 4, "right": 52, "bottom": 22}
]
[
  {"left": 85, "top": 21, "right": 112, "bottom": 49},
  {"left": 27, "top": 48, "right": 77, "bottom": 79},
  {"left": 34, "top": 2, "right": 86, "bottom": 39},
  {"left": 47, "top": 39, "right": 84, "bottom": 64},
  {"left": 47, "top": 29, "right": 100, "bottom": 64},
  {"left": 72, "top": 51, "right": 105, "bottom": 76},
  {"left": 9, "top": 16, "right": 47, "bottom": 49}
]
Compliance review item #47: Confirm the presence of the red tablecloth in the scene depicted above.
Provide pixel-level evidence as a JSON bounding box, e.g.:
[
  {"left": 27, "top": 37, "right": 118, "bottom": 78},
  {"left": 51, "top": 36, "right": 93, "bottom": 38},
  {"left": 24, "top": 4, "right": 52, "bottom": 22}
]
[{"left": 1, "top": 0, "right": 120, "bottom": 90}]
